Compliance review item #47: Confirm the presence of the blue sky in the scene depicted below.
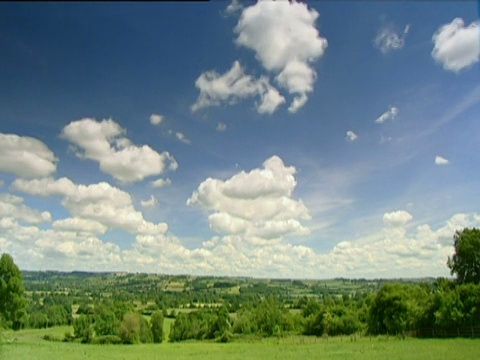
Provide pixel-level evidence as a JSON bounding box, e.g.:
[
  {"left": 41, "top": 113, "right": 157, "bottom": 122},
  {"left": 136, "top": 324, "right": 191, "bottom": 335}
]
[{"left": 1, "top": 1, "right": 479, "bottom": 278}]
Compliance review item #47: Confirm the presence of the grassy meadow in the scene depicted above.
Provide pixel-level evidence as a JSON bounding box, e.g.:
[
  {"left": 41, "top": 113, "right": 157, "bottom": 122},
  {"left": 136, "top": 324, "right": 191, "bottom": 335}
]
[{"left": 2, "top": 326, "right": 480, "bottom": 360}]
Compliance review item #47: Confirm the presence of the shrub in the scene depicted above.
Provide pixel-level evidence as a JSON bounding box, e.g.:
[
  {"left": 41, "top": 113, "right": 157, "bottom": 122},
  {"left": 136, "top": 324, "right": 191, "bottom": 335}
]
[
  {"left": 91, "top": 335, "right": 122, "bottom": 345},
  {"left": 43, "top": 334, "right": 62, "bottom": 342}
]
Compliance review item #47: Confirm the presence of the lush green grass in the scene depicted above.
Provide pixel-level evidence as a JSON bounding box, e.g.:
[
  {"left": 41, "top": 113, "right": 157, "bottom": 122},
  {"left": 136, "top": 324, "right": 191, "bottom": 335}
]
[{"left": 2, "top": 327, "right": 480, "bottom": 360}]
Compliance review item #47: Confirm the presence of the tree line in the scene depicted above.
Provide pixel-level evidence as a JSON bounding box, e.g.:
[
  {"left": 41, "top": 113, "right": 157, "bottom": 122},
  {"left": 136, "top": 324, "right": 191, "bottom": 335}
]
[{"left": 1, "top": 228, "right": 479, "bottom": 343}]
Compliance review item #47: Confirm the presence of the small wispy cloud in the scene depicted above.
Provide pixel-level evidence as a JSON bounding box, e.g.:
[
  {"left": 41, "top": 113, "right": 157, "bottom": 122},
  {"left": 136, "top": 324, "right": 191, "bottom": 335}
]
[
  {"left": 435, "top": 155, "right": 449, "bottom": 165},
  {"left": 375, "top": 24, "right": 410, "bottom": 54},
  {"left": 150, "top": 114, "right": 164, "bottom": 126},
  {"left": 375, "top": 106, "right": 398, "bottom": 124},
  {"left": 141, "top": 195, "right": 157, "bottom": 208},
  {"left": 225, "top": 0, "right": 243, "bottom": 16},
  {"left": 176, "top": 132, "right": 191, "bottom": 144},
  {"left": 346, "top": 130, "right": 358, "bottom": 142}
]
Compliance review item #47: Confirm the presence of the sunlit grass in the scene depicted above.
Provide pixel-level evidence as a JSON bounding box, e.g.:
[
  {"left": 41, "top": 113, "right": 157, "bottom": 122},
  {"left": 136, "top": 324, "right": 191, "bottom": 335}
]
[{"left": 3, "top": 327, "right": 480, "bottom": 360}]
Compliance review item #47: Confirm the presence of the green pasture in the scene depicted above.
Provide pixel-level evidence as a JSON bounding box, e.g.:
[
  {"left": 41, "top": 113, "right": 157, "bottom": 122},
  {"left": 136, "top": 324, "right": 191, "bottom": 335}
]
[{"left": 2, "top": 326, "right": 480, "bottom": 360}]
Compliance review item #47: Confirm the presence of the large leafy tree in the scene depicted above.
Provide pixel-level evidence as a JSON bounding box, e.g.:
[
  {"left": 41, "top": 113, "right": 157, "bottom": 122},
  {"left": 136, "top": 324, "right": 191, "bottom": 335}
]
[
  {"left": 368, "top": 283, "right": 430, "bottom": 335},
  {"left": 0, "top": 253, "right": 27, "bottom": 330},
  {"left": 448, "top": 228, "right": 480, "bottom": 284}
]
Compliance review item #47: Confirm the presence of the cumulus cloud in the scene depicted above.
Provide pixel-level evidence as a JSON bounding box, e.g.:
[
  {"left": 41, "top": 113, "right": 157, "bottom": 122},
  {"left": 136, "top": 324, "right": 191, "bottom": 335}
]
[
  {"left": 374, "top": 24, "right": 410, "bottom": 53},
  {"left": 0, "top": 219, "right": 122, "bottom": 271},
  {"left": 375, "top": 106, "right": 398, "bottom": 124},
  {"left": 432, "top": 18, "right": 480, "bottom": 72},
  {"left": 383, "top": 210, "right": 413, "bottom": 227},
  {"left": 235, "top": 0, "right": 327, "bottom": 112},
  {"left": 12, "top": 177, "right": 168, "bottom": 236},
  {"left": 0, "top": 133, "right": 57, "bottom": 178},
  {"left": 56, "top": 212, "right": 480, "bottom": 277},
  {"left": 188, "top": 155, "right": 311, "bottom": 241},
  {"left": 346, "top": 131, "right": 358, "bottom": 142},
  {"left": 324, "top": 212, "right": 480, "bottom": 278},
  {"left": 61, "top": 118, "right": 177, "bottom": 183},
  {"left": 0, "top": 193, "right": 51, "bottom": 224},
  {"left": 52, "top": 217, "right": 107, "bottom": 235},
  {"left": 150, "top": 114, "right": 164, "bottom": 126},
  {"left": 435, "top": 155, "right": 450, "bottom": 165},
  {"left": 3, "top": 179, "right": 480, "bottom": 278},
  {"left": 191, "top": 61, "right": 285, "bottom": 114},
  {"left": 150, "top": 178, "right": 171, "bottom": 188},
  {"left": 141, "top": 195, "right": 157, "bottom": 208},
  {"left": 216, "top": 122, "right": 227, "bottom": 132}
]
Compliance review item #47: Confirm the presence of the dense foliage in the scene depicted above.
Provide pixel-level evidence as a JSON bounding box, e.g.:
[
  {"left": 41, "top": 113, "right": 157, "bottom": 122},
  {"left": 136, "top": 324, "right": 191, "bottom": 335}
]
[
  {"left": 448, "top": 228, "right": 480, "bottom": 284},
  {"left": 0, "top": 253, "right": 27, "bottom": 330}
]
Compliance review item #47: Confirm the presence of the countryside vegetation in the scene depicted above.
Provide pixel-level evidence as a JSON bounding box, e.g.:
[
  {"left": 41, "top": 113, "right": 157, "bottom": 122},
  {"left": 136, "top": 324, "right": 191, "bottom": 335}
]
[{"left": 1, "top": 228, "right": 479, "bottom": 359}]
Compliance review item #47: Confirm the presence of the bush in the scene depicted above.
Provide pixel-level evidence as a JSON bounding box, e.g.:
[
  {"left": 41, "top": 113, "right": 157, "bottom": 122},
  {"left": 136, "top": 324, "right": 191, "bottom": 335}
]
[
  {"left": 63, "top": 331, "right": 75, "bottom": 342},
  {"left": 91, "top": 335, "right": 122, "bottom": 345},
  {"left": 169, "top": 309, "right": 231, "bottom": 342},
  {"left": 43, "top": 334, "right": 62, "bottom": 342},
  {"left": 217, "top": 330, "right": 233, "bottom": 343}
]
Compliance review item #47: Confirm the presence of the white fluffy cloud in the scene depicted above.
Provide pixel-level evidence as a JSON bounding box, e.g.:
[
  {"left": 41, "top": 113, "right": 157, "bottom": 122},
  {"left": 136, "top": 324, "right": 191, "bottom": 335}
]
[
  {"left": 435, "top": 155, "right": 450, "bottom": 165},
  {"left": 383, "top": 210, "right": 413, "bottom": 227},
  {"left": 346, "top": 131, "right": 358, "bottom": 142},
  {"left": 191, "top": 61, "right": 285, "bottom": 114},
  {"left": 52, "top": 218, "right": 107, "bottom": 235},
  {"left": 61, "top": 118, "right": 177, "bottom": 183},
  {"left": 375, "top": 106, "right": 398, "bottom": 124},
  {"left": 12, "top": 177, "right": 168, "bottom": 236},
  {"left": 0, "top": 193, "right": 51, "bottom": 224},
  {"left": 150, "top": 178, "right": 171, "bottom": 188},
  {"left": 188, "top": 155, "right": 311, "bottom": 240},
  {"left": 47, "top": 212, "right": 480, "bottom": 277},
  {"left": 235, "top": 0, "right": 327, "bottom": 112},
  {"left": 0, "top": 133, "right": 57, "bottom": 178},
  {"left": 323, "top": 212, "right": 480, "bottom": 278},
  {"left": 374, "top": 24, "right": 410, "bottom": 54},
  {"left": 150, "top": 114, "right": 164, "bottom": 126},
  {"left": 0, "top": 219, "right": 122, "bottom": 271},
  {"left": 3, "top": 179, "right": 480, "bottom": 278},
  {"left": 432, "top": 18, "right": 480, "bottom": 72}
]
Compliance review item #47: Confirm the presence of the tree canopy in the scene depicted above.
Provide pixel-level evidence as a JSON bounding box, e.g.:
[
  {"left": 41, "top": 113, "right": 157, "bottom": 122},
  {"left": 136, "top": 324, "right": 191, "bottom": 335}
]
[
  {"left": 448, "top": 228, "right": 480, "bottom": 284},
  {"left": 0, "top": 253, "right": 28, "bottom": 330}
]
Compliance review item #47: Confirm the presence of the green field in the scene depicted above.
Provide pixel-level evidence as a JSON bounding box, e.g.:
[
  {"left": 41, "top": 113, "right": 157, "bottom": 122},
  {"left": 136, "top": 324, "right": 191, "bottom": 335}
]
[{"left": 2, "top": 327, "right": 480, "bottom": 360}]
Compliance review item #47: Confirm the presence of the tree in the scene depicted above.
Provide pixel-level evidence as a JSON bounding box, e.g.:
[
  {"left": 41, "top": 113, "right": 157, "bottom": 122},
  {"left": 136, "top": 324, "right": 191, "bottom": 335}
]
[
  {"left": 448, "top": 228, "right": 480, "bottom": 284},
  {"left": 255, "top": 296, "right": 293, "bottom": 336},
  {"left": 0, "top": 253, "right": 27, "bottom": 330},
  {"left": 150, "top": 311, "right": 164, "bottom": 343},
  {"left": 118, "top": 313, "right": 152, "bottom": 344},
  {"left": 368, "top": 283, "right": 429, "bottom": 336},
  {"left": 94, "top": 304, "right": 118, "bottom": 336},
  {"left": 73, "top": 315, "right": 93, "bottom": 343}
]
